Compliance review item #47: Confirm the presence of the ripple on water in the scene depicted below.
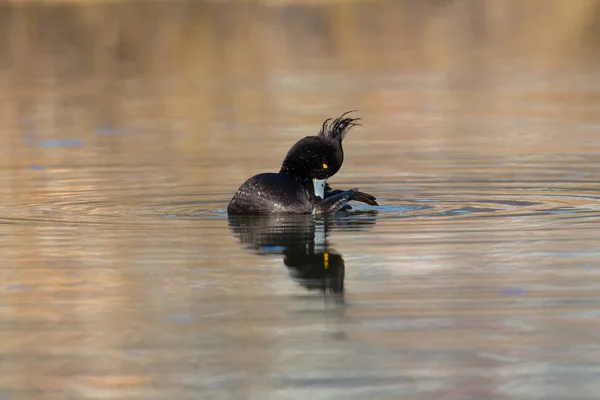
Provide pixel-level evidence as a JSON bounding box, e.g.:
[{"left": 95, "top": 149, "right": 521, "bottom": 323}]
[{"left": 1, "top": 181, "right": 599, "bottom": 226}]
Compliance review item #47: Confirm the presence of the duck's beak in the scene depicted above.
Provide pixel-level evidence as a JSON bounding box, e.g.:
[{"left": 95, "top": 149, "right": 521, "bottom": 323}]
[{"left": 313, "top": 178, "right": 327, "bottom": 200}]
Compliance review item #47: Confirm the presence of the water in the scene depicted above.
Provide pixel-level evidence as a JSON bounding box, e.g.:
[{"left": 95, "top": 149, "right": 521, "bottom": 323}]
[{"left": 1, "top": 1, "right": 600, "bottom": 399}]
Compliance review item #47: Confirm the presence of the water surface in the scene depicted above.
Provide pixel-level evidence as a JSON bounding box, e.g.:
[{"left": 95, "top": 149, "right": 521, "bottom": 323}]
[{"left": 1, "top": 1, "right": 600, "bottom": 399}]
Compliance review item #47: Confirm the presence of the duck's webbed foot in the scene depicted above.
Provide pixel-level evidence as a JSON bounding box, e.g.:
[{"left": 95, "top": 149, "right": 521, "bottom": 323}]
[
  {"left": 326, "top": 185, "right": 378, "bottom": 206},
  {"left": 348, "top": 190, "right": 378, "bottom": 206},
  {"left": 315, "top": 188, "right": 379, "bottom": 214},
  {"left": 325, "top": 184, "right": 378, "bottom": 206}
]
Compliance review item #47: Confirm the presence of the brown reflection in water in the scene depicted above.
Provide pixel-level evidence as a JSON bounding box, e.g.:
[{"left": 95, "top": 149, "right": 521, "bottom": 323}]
[{"left": 1, "top": 1, "right": 600, "bottom": 168}]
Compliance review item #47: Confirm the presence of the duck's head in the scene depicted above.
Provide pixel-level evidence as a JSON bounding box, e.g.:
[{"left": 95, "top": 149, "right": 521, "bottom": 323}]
[{"left": 280, "top": 111, "right": 360, "bottom": 199}]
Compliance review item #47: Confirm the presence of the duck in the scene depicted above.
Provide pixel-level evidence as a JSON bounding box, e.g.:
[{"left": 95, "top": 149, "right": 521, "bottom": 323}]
[{"left": 227, "top": 112, "right": 378, "bottom": 215}]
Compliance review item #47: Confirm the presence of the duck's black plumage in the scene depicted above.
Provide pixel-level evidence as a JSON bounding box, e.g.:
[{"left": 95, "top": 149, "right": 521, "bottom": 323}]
[
  {"left": 227, "top": 112, "right": 378, "bottom": 215},
  {"left": 227, "top": 173, "right": 317, "bottom": 214}
]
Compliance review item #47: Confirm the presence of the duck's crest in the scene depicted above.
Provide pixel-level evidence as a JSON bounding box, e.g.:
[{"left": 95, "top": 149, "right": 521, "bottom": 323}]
[{"left": 319, "top": 111, "right": 361, "bottom": 142}]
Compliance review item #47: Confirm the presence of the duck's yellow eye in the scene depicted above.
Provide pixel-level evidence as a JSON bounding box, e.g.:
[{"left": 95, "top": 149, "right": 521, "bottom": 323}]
[{"left": 322, "top": 163, "right": 328, "bottom": 169}]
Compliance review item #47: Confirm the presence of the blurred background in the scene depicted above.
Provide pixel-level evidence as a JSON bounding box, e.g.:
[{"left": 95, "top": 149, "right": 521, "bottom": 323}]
[
  {"left": 1, "top": 1, "right": 600, "bottom": 399},
  {"left": 2, "top": 0, "right": 600, "bottom": 176}
]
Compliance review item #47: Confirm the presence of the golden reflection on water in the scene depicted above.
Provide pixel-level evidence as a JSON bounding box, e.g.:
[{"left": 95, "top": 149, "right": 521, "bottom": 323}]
[{"left": 1, "top": 1, "right": 600, "bottom": 399}]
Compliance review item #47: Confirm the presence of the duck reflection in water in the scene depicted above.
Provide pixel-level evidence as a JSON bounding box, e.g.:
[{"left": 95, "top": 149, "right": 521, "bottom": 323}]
[{"left": 228, "top": 213, "right": 377, "bottom": 295}]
